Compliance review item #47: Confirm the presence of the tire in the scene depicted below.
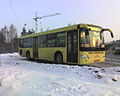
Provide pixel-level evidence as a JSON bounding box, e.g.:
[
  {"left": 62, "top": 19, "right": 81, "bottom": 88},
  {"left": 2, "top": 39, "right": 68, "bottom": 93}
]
[
  {"left": 55, "top": 53, "right": 63, "bottom": 64},
  {"left": 26, "top": 52, "right": 31, "bottom": 60}
]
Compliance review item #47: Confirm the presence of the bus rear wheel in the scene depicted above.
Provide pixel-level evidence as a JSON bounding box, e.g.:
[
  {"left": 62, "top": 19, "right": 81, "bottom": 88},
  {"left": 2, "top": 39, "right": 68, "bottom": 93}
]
[
  {"left": 26, "top": 52, "right": 31, "bottom": 60},
  {"left": 55, "top": 53, "right": 63, "bottom": 64}
]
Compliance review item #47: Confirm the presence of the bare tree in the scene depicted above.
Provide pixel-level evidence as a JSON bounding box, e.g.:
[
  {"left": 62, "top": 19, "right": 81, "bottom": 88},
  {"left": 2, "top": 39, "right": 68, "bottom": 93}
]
[
  {"left": 0, "top": 24, "right": 18, "bottom": 53},
  {"left": 0, "top": 31, "right": 5, "bottom": 53},
  {"left": 9, "top": 24, "right": 18, "bottom": 52}
]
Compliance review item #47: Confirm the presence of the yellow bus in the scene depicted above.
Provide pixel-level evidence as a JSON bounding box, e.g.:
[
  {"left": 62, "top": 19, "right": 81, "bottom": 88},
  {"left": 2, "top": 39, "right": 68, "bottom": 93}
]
[{"left": 19, "top": 24, "right": 113, "bottom": 64}]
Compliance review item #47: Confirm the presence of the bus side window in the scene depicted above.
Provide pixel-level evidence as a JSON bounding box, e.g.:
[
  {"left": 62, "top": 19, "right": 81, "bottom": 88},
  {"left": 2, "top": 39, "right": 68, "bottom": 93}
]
[
  {"left": 20, "top": 38, "right": 32, "bottom": 48},
  {"left": 56, "top": 32, "right": 66, "bottom": 47},
  {"left": 28, "top": 37, "right": 32, "bottom": 48},
  {"left": 39, "top": 35, "right": 46, "bottom": 48},
  {"left": 19, "top": 39, "right": 22, "bottom": 47},
  {"left": 47, "top": 34, "right": 55, "bottom": 47},
  {"left": 23, "top": 38, "right": 26, "bottom": 48}
]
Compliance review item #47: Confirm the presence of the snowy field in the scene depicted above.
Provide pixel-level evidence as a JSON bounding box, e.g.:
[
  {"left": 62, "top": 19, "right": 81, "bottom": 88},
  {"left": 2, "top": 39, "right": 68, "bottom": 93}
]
[{"left": 0, "top": 53, "right": 120, "bottom": 96}]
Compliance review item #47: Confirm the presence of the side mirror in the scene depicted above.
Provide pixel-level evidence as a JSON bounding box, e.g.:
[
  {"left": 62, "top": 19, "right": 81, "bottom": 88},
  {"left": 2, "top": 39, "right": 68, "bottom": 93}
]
[
  {"left": 100, "top": 28, "right": 114, "bottom": 38},
  {"left": 110, "top": 32, "right": 114, "bottom": 38}
]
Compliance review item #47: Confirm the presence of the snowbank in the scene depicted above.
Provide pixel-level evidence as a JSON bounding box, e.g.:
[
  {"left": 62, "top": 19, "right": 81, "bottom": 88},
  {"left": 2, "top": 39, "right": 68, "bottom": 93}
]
[{"left": 0, "top": 53, "right": 120, "bottom": 96}]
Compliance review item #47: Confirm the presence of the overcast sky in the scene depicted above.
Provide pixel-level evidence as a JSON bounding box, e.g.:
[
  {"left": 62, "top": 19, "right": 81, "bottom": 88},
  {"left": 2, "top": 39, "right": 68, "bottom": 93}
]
[{"left": 1, "top": 0, "right": 120, "bottom": 42}]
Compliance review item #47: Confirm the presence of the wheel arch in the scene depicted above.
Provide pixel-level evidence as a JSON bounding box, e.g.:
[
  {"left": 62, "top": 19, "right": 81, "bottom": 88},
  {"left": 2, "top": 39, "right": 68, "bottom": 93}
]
[
  {"left": 26, "top": 50, "right": 30, "bottom": 56},
  {"left": 54, "top": 51, "right": 63, "bottom": 61},
  {"left": 26, "top": 50, "right": 32, "bottom": 59}
]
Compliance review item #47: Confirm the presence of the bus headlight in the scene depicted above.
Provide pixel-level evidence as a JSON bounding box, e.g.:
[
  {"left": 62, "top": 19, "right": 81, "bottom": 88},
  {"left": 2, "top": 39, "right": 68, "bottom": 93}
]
[{"left": 80, "top": 55, "right": 89, "bottom": 59}]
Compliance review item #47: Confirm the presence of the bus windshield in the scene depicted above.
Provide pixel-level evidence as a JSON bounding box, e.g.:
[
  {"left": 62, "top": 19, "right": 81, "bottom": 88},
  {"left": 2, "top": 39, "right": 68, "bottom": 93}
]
[{"left": 80, "top": 30, "right": 105, "bottom": 51}]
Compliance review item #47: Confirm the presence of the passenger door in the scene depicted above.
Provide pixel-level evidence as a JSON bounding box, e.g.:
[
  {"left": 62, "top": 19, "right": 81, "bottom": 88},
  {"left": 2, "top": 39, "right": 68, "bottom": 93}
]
[
  {"left": 33, "top": 36, "right": 38, "bottom": 58},
  {"left": 67, "top": 30, "right": 78, "bottom": 63}
]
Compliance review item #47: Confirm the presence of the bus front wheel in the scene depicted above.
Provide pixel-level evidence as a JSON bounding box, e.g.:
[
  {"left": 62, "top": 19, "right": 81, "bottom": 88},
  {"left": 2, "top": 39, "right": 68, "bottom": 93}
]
[{"left": 55, "top": 53, "right": 63, "bottom": 64}]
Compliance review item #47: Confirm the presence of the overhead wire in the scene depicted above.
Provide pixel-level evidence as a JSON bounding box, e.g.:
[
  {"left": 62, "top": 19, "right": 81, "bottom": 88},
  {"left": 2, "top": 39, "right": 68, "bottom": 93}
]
[{"left": 9, "top": 0, "right": 20, "bottom": 26}]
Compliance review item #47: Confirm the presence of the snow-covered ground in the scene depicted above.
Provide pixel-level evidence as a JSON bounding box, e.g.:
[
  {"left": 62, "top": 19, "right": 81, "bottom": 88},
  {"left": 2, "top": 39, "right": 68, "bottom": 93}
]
[{"left": 0, "top": 53, "right": 120, "bottom": 96}]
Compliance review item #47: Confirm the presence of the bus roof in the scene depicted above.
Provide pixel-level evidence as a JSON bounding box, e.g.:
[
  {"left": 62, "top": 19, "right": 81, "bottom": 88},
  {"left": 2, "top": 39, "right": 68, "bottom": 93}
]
[{"left": 19, "top": 23, "right": 102, "bottom": 39}]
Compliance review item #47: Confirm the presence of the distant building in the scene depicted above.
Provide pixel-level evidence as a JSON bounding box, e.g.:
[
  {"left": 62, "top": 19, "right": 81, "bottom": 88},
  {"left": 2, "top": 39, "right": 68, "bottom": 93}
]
[{"left": 115, "top": 40, "right": 120, "bottom": 54}]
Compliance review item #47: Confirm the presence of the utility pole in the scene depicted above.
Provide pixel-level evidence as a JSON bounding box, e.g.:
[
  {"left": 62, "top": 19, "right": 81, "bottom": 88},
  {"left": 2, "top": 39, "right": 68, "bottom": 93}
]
[{"left": 33, "top": 12, "right": 60, "bottom": 33}]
